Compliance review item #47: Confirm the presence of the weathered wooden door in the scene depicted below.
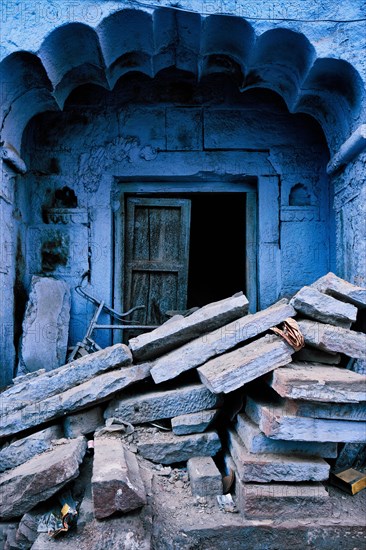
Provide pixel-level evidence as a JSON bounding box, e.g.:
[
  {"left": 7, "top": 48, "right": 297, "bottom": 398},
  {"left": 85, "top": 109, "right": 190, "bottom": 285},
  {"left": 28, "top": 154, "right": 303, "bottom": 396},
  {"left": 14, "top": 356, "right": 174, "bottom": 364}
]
[{"left": 124, "top": 197, "right": 191, "bottom": 326}]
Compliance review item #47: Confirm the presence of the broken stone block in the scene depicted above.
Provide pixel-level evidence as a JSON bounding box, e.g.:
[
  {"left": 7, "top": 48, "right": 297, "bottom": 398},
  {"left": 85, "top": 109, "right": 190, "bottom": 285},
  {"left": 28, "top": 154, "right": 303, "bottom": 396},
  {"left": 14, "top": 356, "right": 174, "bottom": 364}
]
[
  {"left": 297, "top": 319, "right": 366, "bottom": 359},
  {"left": 150, "top": 300, "right": 295, "bottom": 383},
  {"left": 0, "top": 425, "right": 63, "bottom": 472},
  {"left": 348, "top": 358, "right": 366, "bottom": 375},
  {"left": 63, "top": 406, "right": 104, "bottom": 438},
  {"left": 1, "top": 343, "right": 132, "bottom": 415},
  {"left": 198, "top": 334, "right": 293, "bottom": 394},
  {"left": 312, "top": 272, "right": 366, "bottom": 309},
  {"left": 136, "top": 431, "right": 221, "bottom": 464},
  {"left": 245, "top": 395, "right": 366, "bottom": 443},
  {"left": 187, "top": 457, "right": 222, "bottom": 496},
  {"left": 293, "top": 346, "right": 341, "bottom": 364},
  {"left": 285, "top": 399, "right": 366, "bottom": 421},
  {"left": 334, "top": 443, "right": 366, "bottom": 472},
  {"left": 129, "top": 293, "right": 249, "bottom": 361},
  {"left": 14, "top": 509, "right": 42, "bottom": 549},
  {"left": 290, "top": 286, "right": 358, "bottom": 327},
  {"left": 0, "top": 363, "right": 151, "bottom": 439},
  {"left": 171, "top": 410, "right": 218, "bottom": 436},
  {"left": 228, "top": 429, "right": 330, "bottom": 482},
  {"left": 92, "top": 436, "right": 146, "bottom": 519},
  {"left": 0, "top": 437, "right": 86, "bottom": 520},
  {"left": 105, "top": 384, "right": 222, "bottom": 424},
  {"left": 269, "top": 363, "right": 366, "bottom": 403},
  {"left": 237, "top": 480, "right": 331, "bottom": 519},
  {"left": 0, "top": 524, "right": 17, "bottom": 550},
  {"left": 235, "top": 413, "right": 338, "bottom": 458},
  {"left": 18, "top": 276, "right": 71, "bottom": 374},
  {"left": 77, "top": 480, "right": 94, "bottom": 529}
]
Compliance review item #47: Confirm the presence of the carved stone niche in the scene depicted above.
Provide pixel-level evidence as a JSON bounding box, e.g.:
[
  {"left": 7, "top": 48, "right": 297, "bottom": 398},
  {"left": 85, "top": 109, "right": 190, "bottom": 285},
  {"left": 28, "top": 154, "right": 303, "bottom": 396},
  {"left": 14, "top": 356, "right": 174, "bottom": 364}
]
[{"left": 281, "top": 182, "right": 319, "bottom": 222}]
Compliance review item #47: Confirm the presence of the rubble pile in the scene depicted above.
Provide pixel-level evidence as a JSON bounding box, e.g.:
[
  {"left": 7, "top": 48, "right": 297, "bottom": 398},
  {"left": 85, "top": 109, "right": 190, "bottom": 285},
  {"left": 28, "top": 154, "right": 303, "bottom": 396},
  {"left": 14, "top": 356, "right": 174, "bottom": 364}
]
[{"left": 0, "top": 273, "right": 365, "bottom": 548}]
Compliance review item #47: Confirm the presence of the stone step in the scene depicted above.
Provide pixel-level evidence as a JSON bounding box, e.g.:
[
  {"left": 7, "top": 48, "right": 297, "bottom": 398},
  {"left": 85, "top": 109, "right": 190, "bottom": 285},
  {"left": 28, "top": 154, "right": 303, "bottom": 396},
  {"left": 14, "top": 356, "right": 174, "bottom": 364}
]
[
  {"left": 104, "top": 384, "right": 222, "bottom": 424},
  {"left": 236, "top": 480, "right": 331, "bottom": 519},
  {"left": 0, "top": 363, "right": 151, "bottom": 439},
  {"left": 171, "top": 409, "right": 219, "bottom": 435},
  {"left": 0, "top": 436, "right": 86, "bottom": 520},
  {"left": 228, "top": 429, "right": 330, "bottom": 482},
  {"left": 311, "top": 272, "right": 366, "bottom": 309},
  {"left": 92, "top": 436, "right": 146, "bottom": 519},
  {"left": 150, "top": 300, "right": 295, "bottom": 383},
  {"left": 297, "top": 320, "right": 366, "bottom": 359},
  {"left": 245, "top": 395, "right": 366, "bottom": 443},
  {"left": 198, "top": 334, "right": 293, "bottom": 394},
  {"left": 187, "top": 456, "right": 223, "bottom": 497},
  {"left": 0, "top": 425, "right": 63, "bottom": 473},
  {"left": 268, "top": 363, "right": 366, "bottom": 402},
  {"left": 290, "top": 285, "right": 358, "bottom": 327},
  {"left": 294, "top": 347, "right": 341, "bottom": 364},
  {"left": 235, "top": 413, "right": 338, "bottom": 458},
  {"left": 136, "top": 430, "right": 221, "bottom": 464},
  {"left": 129, "top": 292, "right": 249, "bottom": 361},
  {"left": 1, "top": 343, "right": 132, "bottom": 414}
]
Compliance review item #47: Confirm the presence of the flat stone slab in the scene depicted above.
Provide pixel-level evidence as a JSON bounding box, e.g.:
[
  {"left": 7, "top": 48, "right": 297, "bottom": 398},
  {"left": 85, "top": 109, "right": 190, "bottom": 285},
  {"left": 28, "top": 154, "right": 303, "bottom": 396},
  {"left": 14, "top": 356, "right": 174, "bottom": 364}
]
[
  {"left": 228, "top": 429, "right": 330, "bottom": 482},
  {"left": 312, "top": 272, "right": 366, "bottom": 309},
  {"left": 236, "top": 413, "right": 338, "bottom": 458},
  {"left": 334, "top": 443, "right": 366, "bottom": 471},
  {"left": 290, "top": 285, "right": 357, "bottom": 327},
  {"left": 294, "top": 347, "right": 341, "bottom": 364},
  {"left": 187, "top": 456, "right": 222, "bottom": 496},
  {"left": 0, "top": 437, "right": 86, "bottom": 519},
  {"left": 136, "top": 430, "right": 221, "bottom": 464},
  {"left": 297, "top": 320, "right": 366, "bottom": 359},
  {"left": 18, "top": 276, "right": 71, "bottom": 374},
  {"left": 129, "top": 293, "right": 249, "bottom": 361},
  {"left": 286, "top": 399, "right": 366, "bottom": 421},
  {"left": 92, "top": 436, "right": 146, "bottom": 519},
  {"left": 0, "top": 363, "right": 151, "bottom": 439},
  {"left": 198, "top": 334, "right": 293, "bottom": 394},
  {"left": 64, "top": 406, "right": 104, "bottom": 438},
  {"left": 237, "top": 480, "right": 331, "bottom": 519},
  {"left": 246, "top": 395, "right": 366, "bottom": 443},
  {"left": 0, "top": 425, "right": 63, "bottom": 472},
  {"left": 150, "top": 300, "right": 295, "bottom": 383},
  {"left": 269, "top": 363, "right": 366, "bottom": 402},
  {"left": 1, "top": 343, "right": 132, "bottom": 414},
  {"left": 105, "top": 384, "right": 222, "bottom": 424},
  {"left": 171, "top": 409, "right": 218, "bottom": 435}
]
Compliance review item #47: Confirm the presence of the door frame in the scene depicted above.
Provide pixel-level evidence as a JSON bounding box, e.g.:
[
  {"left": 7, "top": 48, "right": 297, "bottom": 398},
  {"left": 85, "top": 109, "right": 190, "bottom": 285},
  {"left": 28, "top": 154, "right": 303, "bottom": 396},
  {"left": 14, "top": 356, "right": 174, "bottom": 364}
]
[{"left": 114, "top": 179, "right": 259, "bottom": 328}]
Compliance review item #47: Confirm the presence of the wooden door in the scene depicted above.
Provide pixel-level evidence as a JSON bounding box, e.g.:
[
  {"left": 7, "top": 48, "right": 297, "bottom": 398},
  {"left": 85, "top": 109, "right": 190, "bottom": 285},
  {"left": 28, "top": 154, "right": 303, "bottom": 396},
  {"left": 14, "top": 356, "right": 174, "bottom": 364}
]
[{"left": 124, "top": 197, "right": 191, "bottom": 326}]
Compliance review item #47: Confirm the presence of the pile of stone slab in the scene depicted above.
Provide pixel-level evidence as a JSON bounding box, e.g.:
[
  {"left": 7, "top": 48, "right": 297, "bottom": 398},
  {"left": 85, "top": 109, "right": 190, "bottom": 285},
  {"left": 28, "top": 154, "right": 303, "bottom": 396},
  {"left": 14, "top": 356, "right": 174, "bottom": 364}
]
[{"left": 0, "top": 274, "right": 365, "bottom": 545}]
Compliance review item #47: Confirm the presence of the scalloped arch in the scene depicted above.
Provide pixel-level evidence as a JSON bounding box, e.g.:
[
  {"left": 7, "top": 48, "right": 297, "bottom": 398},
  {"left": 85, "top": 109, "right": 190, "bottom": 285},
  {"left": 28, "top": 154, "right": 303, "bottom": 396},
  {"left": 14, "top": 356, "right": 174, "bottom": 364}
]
[{"left": 0, "top": 7, "right": 364, "bottom": 154}]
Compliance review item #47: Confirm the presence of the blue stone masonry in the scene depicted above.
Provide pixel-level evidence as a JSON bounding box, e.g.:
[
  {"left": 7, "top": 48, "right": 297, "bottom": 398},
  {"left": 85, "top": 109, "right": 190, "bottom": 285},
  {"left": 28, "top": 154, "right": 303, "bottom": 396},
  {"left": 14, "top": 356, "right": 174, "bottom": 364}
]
[{"left": 0, "top": 1, "right": 365, "bottom": 387}]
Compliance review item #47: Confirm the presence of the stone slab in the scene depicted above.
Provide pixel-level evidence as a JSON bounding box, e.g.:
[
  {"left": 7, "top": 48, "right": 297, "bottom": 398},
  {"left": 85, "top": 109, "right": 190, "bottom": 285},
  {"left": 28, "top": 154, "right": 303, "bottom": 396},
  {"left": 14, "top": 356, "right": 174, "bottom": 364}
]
[
  {"left": 0, "top": 437, "right": 86, "bottom": 520},
  {"left": 228, "top": 429, "right": 330, "bottom": 482},
  {"left": 290, "top": 285, "right": 357, "bottom": 327},
  {"left": 348, "top": 358, "right": 366, "bottom": 375},
  {"left": 198, "top": 334, "right": 293, "bottom": 394},
  {"left": 286, "top": 399, "right": 366, "bottom": 421},
  {"left": 245, "top": 395, "right": 366, "bottom": 443},
  {"left": 187, "top": 456, "right": 222, "bottom": 496},
  {"left": 293, "top": 347, "right": 341, "bottom": 364},
  {"left": 18, "top": 276, "right": 71, "bottom": 374},
  {"left": 150, "top": 300, "right": 295, "bottom": 383},
  {"left": 92, "top": 436, "right": 146, "bottom": 519},
  {"left": 171, "top": 409, "right": 218, "bottom": 436},
  {"left": 0, "top": 364, "right": 151, "bottom": 439},
  {"left": 136, "top": 431, "right": 221, "bottom": 464},
  {"left": 269, "top": 363, "right": 366, "bottom": 402},
  {"left": 129, "top": 293, "right": 249, "bottom": 361},
  {"left": 334, "top": 443, "right": 366, "bottom": 472},
  {"left": 63, "top": 406, "right": 104, "bottom": 438},
  {"left": 312, "top": 272, "right": 366, "bottom": 309},
  {"left": 236, "top": 413, "right": 338, "bottom": 458},
  {"left": 0, "top": 425, "right": 63, "bottom": 472},
  {"left": 105, "top": 384, "right": 222, "bottom": 424},
  {"left": 297, "top": 320, "right": 366, "bottom": 359},
  {"left": 237, "top": 480, "right": 331, "bottom": 519}
]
